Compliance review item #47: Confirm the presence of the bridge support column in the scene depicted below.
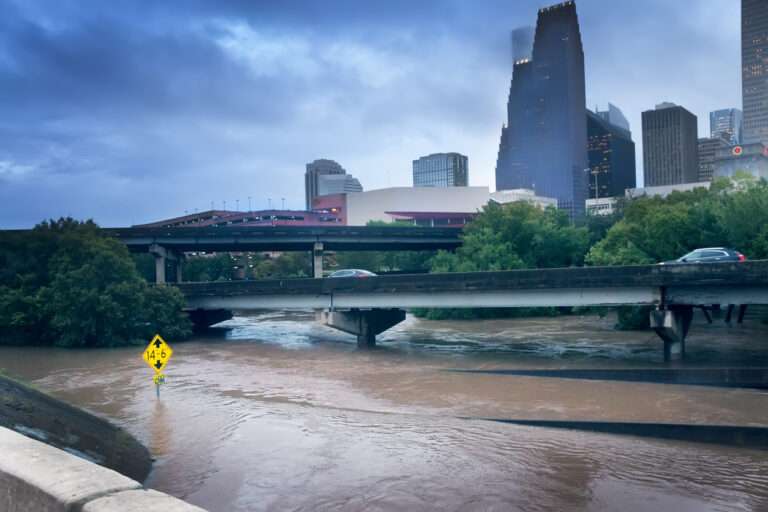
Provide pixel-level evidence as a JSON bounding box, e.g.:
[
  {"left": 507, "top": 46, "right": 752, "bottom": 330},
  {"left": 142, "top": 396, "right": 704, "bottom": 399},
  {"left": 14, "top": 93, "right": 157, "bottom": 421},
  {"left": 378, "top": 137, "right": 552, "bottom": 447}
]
[
  {"left": 317, "top": 308, "right": 406, "bottom": 348},
  {"left": 312, "top": 242, "right": 324, "bottom": 279},
  {"left": 149, "top": 244, "right": 184, "bottom": 284},
  {"left": 650, "top": 306, "right": 693, "bottom": 362}
]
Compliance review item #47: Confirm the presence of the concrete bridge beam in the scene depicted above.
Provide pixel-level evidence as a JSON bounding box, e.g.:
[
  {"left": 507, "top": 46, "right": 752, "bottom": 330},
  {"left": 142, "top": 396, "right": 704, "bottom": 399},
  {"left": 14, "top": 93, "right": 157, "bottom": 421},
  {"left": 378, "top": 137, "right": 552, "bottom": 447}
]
[
  {"left": 650, "top": 306, "right": 694, "bottom": 362},
  {"left": 317, "top": 308, "right": 406, "bottom": 348}
]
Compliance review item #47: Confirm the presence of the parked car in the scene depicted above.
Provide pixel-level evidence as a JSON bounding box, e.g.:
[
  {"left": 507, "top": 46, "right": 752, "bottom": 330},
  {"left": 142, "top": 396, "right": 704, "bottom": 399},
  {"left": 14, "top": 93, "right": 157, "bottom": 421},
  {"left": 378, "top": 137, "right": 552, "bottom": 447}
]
[
  {"left": 659, "top": 247, "right": 746, "bottom": 265},
  {"left": 328, "top": 269, "right": 377, "bottom": 278}
]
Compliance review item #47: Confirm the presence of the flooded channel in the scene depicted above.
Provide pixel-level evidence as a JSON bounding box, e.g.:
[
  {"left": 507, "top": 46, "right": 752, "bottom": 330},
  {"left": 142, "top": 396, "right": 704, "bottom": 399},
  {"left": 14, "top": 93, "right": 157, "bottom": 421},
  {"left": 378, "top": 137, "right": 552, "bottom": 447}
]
[{"left": 1, "top": 312, "right": 767, "bottom": 511}]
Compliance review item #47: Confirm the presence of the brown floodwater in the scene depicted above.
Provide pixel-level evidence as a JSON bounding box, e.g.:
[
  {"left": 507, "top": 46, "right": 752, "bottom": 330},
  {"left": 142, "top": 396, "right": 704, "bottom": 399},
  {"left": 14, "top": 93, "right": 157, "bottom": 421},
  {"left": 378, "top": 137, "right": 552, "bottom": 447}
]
[{"left": 1, "top": 312, "right": 767, "bottom": 511}]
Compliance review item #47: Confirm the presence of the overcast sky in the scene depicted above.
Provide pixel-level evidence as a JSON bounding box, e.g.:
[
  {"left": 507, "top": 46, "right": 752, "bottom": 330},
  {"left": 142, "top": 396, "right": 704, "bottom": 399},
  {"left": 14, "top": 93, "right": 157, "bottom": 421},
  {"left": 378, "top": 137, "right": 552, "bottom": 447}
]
[{"left": 0, "top": 0, "right": 742, "bottom": 228}]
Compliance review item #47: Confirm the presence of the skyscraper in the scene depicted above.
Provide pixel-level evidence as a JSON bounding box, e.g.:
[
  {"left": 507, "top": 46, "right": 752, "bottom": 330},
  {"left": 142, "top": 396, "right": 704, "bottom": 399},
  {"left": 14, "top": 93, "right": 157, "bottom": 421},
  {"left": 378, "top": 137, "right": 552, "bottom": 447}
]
[
  {"left": 586, "top": 107, "right": 636, "bottom": 198},
  {"left": 412, "top": 153, "right": 468, "bottom": 187},
  {"left": 317, "top": 174, "right": 363, "bottom": 196},
  {"left": 305, "top": 159, "right": 345, "bottom": 209},
  {"left": 495, "top": 1, "right": 588, "bottom": 217},
  {"left": 642, "top": 103, "right": 699, "bottom": 186},
  {"left": 710, "top": 108, "right": 743, "bottom": 144},
  {"left": 698, "top": 135, "right": 731, "bottom": 181},
  {"left": 742, "top": 0, "right": 768, "bottom": 144}
]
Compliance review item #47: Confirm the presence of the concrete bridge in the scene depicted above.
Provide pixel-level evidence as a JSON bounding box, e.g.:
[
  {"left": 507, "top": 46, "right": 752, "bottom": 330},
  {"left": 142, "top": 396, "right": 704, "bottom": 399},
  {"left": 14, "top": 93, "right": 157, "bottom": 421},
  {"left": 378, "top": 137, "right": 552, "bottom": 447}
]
[
  {"left": 106, "top": 225, "right": 462, "bottom": 281},
  {"left": 175, "top": 260, "right": 768, "bottom": 361}
]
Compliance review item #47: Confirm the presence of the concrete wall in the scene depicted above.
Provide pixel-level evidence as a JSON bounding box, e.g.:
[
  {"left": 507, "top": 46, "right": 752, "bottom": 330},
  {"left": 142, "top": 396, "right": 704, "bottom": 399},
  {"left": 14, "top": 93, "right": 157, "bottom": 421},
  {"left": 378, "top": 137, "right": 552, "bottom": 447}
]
[
  {"left": 0, "top": 427, "right": 205, "bottom": 512},
  {"left": 345, "top": 186, "right": 490, "bottom": 225}
]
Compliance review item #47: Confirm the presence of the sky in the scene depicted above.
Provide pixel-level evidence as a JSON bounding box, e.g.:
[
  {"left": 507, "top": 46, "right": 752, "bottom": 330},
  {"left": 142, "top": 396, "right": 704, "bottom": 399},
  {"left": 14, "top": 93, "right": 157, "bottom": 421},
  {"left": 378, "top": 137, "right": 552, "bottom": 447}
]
[{"left": 0, "top": 0, "right": 742, "bottom": 228}]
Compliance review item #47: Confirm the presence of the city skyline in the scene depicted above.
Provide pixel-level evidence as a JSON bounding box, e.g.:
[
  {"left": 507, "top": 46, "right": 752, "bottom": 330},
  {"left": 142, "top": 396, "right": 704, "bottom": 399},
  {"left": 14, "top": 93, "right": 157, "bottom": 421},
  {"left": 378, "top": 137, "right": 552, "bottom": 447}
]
[{"left": 0, "top": 1, "right": 745, "bottom": 227}]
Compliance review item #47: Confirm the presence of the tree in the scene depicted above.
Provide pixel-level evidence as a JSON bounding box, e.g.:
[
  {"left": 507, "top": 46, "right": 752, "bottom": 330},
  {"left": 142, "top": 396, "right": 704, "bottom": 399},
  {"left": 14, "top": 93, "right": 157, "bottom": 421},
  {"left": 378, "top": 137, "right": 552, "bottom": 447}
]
[{"left": 0, "top": 219, "right": 191, "bottom": 347}]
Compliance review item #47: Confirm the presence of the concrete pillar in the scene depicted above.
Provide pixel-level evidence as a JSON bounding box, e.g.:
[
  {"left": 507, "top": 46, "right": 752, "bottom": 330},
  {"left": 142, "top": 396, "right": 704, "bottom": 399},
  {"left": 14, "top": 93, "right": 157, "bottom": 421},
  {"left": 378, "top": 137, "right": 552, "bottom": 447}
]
[
  {"left": 313, "top": 242, "right": 324, "bottom": 279},
  {"left": 650, "top": 306, "right": 693, "bottom": 362},
  {"left": 149, "top": 244, "right": 168, "bottom": 285},
  {"left": 175, "top": 257, "right": 183, "bottom": 283},
  {"left": 155, "top": 255, "right": 166, "bottom": 284},
  {"left": 317, "top": 308, "right": 406, "bottom": 349}
]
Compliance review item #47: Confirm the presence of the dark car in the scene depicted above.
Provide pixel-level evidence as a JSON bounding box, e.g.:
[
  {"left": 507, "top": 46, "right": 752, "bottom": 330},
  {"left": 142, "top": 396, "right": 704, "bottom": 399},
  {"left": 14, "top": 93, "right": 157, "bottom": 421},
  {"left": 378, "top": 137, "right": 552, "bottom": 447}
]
[
  {"left": 328, "top": 269, "right": 377, "bottom": 278},
  {"left": 660, "top": 247, "right": 746, "bottom": 265}
]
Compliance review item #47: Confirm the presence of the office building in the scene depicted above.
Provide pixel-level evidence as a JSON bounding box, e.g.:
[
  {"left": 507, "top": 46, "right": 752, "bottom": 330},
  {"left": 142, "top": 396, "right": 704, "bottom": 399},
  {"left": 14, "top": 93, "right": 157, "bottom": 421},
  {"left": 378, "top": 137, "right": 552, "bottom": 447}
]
[
  {"left": 511, "top": 26, "right": 534, "bottom": 62},
  {"left": 742, "top": 0, "right": 768, "bottom": 144},
  {"left": 490, "top": 189, "right": 558, "bottom": 209},
  {"left": 698, "top": 135, "right": 731, "bottom": 181},
  {"left": 412, "top": 153, "right": 468, "bottom": 187},
  {"left": 642, "top": 103, "right": 699, "bottom": 186},
  {"left": 586, "top": 107, "right": 636, "bottom": 198},
  {"left": 317, "top": 174, "right": 363, "bottom": 196},
  {"left": 495, "top": 1, "right": 588, "bottom": 217},
  {"left": 626, "top": 182, "right": 711, "bottom": 199},
  {"left": 710, "top": 108, "right": 743, "bottom": 144},
  {"left": 305, "top": 159, "right": 360, "bottom": 209},
  {"left": 714, "top": 142, "right": 768, "bottom": 180},
  {"left": 595, "top": 103, "right": 631, "bottom": 132}
]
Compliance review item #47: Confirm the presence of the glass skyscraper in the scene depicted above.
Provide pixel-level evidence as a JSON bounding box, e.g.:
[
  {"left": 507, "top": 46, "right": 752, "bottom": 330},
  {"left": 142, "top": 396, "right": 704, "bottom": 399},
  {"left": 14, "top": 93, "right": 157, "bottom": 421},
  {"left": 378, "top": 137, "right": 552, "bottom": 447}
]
[
  {"left": 586, "top": 107, "right": 636, "bottom": 198},
  {"left": 495, "top": 1, "right": 588, "bottom": 218},
  {"left": 412, "top": 153, "right": 468, "bottom": 187},
  {"left": 742, "top": 0, "right": 768, "bottom": 144},
  {"left": 709, "top": 108, "right": 743, "bottom": 144}
]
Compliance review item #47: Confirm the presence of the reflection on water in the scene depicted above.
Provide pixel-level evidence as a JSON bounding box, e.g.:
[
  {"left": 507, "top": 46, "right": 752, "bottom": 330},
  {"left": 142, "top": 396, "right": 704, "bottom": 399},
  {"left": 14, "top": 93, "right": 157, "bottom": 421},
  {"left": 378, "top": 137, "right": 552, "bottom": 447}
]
[{"left": 1, "top": 311, "right": 767, "bottom": 511}]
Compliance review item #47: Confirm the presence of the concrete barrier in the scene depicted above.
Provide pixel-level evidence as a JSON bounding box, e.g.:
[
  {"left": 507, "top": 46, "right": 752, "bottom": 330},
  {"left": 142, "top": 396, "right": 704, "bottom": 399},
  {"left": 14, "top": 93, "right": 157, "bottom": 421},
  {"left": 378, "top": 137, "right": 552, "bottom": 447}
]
[{"left": 0, "top": 427, "right": 205, "bottom": 512}]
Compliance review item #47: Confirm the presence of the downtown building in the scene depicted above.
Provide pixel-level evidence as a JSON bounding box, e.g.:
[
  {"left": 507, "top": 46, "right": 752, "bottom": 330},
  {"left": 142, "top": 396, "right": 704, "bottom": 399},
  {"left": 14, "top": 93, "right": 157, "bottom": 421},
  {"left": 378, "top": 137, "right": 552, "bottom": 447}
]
[
  {"left": 742, "top": 0, "right": 768, "bottom": 144},
  {"left": 710, "top": 108, "right": 743, "bottom": 145},
  {"left": 412, "top": 153, "right": 468, "bottom": 187},
  {"left": 495, "top": 1, "right": 588, "bottom": 218},
  {"left": 304, "top": 159, "right": 362, "bottom": 209},
  {"left": 698, "top": 134, "right": 731, "bottom": 181},
  {"left": 586, "top": 105, "right": 636, "bottom": 199},
  {"left": 642, "top": 103, "right": 699, "bottom": 186}
]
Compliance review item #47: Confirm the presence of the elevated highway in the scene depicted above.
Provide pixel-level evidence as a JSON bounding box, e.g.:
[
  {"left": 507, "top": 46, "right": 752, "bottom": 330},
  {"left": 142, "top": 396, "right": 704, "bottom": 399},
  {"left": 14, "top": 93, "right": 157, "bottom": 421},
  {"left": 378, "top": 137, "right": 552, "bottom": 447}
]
[
  {"left": 176, "top": 261, "right": 768, "bottom": 361},
  {"left": 106, "top": 225, "right": 463, "bottom": 281}
]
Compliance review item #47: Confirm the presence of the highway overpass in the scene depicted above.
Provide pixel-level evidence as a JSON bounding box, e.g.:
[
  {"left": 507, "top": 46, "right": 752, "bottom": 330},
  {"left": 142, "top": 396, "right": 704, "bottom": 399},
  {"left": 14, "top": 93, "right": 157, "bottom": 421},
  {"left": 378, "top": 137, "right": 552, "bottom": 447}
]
[
  {"left": 106, "top": 225, "right": 463, "bottom": 280},
  {"left": 176, "top": 260, "right": 768, "bottom": 361}
]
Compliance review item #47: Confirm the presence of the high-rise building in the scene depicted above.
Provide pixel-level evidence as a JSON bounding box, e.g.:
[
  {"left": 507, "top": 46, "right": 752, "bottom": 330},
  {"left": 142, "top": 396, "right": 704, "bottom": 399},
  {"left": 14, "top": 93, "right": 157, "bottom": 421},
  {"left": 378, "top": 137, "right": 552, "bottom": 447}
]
[
  {"left": 495, "top": 1, "right": 588, "bottom": 218},
  {"left": 586, "top": 107, "right": 636, "bottom": 198},
  {"left": 305, "top": 159, "right": 345, "bottom": 209},
  {"left": 595, "top": 103, "right": 631, "bottom": 133},
  {"left": 642, "top": 103, "right": 699, "bottom": 186},
  {"left": 742, "top": 0, "right": 768, "bottom": 144},
  {"left": 511, "top": 26, "right": 534, "bottom": 63},
  {"left": 697, "top": 135, "right": 731, "bottom": 181},
  {"left": 710, "top": 108, "right": 743, "bottom": 144},
  {"left": 714, "top": 142, "right": 768, "bottom": 180},
  {"left": 317, "top": 174, "right": 363, "bottom": 196},
  {"left": 412, "top": 153, "right": 468, "bottom": 187}
]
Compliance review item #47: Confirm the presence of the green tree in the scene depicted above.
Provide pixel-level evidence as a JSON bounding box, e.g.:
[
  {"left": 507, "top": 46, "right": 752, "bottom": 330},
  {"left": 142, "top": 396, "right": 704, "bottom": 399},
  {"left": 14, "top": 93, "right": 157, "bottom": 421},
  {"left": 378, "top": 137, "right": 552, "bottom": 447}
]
[{"left": 0, "top": 219, "right": 191, "bottom": 347}]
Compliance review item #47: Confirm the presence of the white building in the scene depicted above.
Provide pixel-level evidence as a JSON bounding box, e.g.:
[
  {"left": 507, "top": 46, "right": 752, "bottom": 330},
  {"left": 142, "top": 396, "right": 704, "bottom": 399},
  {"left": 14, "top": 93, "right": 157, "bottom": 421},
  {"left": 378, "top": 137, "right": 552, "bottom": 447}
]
[
  {"left": 586, "top": 197, "right": 618, "bottom": 216},
  {"left": 626, "top": 182, "right": 710, "bottom": 199},
  {"left": 343, "top": 187, "right": 558, "bottom": 226},
  {"left": 490, "top": 189, "right": 558, "bottom": 209}
]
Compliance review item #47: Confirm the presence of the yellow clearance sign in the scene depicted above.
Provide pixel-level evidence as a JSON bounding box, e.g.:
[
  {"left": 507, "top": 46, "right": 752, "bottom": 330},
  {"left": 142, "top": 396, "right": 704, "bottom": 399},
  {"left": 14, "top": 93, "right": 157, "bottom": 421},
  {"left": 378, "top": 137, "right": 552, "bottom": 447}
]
[{"left": 142, "top": 334, "right": 173, "bottom": 373}]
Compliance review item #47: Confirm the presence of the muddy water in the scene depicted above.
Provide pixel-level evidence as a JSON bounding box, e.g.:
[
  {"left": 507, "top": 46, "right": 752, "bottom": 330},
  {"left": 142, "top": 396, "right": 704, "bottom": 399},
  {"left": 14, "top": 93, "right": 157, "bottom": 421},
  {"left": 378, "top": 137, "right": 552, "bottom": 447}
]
[{"left": 1, "top": 312, "right": 768, "bottom": 511}]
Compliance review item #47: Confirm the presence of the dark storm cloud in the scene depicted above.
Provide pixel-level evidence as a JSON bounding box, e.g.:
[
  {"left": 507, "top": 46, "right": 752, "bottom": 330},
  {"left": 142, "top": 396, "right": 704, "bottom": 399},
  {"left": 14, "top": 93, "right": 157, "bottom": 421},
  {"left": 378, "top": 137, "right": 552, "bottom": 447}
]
[{"left": 0, "top": 0, "right": 742, "bottom": 227}]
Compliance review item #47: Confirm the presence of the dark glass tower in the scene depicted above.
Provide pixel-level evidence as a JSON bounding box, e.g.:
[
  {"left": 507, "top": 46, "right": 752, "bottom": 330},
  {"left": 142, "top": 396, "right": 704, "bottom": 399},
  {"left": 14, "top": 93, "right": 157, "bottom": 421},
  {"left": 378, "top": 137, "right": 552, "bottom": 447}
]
[
  {"left": 586, "top": 109, "right": 636, "bottom": 198},
  {"left": 495, "top": 1, "right": 588, "bottom": 217},
  {"left": 742, "top": 0, "right": 768, "bottom": 144}
]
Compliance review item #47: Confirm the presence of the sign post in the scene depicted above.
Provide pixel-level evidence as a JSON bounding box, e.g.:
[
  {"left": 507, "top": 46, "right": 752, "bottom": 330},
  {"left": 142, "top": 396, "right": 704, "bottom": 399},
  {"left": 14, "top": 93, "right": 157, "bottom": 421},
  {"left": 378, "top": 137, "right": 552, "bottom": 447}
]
[{"left": 142, "top": 334, "right": 173, "bottom": 399}]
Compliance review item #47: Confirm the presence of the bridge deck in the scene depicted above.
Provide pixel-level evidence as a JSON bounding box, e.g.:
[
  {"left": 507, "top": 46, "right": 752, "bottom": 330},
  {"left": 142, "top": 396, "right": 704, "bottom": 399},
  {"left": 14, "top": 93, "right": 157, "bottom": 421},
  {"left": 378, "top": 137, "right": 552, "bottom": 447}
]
[
  {"left": 106, "top": 225, "right": 463, "bottom": 252},
  {"left": 176, "top": 261, "right": 768, "bottom": 310}
]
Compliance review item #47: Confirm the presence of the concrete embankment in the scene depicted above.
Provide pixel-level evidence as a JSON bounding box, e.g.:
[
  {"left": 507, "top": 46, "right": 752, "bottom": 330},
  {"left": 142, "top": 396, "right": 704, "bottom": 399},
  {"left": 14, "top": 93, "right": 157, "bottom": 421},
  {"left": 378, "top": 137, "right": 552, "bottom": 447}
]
[
  {"left": 0, "top": 426, "right": 205, "bottom": 511},
  {"left": 0, "top": 375, "right": 151, "bottom": 482}
]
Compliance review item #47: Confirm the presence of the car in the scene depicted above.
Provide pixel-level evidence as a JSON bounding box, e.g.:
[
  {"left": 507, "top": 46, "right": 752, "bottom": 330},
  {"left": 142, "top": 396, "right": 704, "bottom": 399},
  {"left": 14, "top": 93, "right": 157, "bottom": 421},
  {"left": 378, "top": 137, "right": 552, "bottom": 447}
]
[
  {"left": 659, "top": 247, "right": 746, "bottom": 265},
  {"left": 327, "top": 269, "right": 377, "bottom": 278}
]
